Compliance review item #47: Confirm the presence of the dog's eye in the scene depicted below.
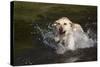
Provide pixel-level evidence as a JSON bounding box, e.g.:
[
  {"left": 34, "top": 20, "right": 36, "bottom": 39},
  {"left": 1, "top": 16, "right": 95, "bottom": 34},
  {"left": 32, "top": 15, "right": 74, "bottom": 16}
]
[
  {"left": 57, "top": 23, "right": 60, "bottom": 25},
  {"left": 64, "top": 23, "right": 67, "bottom": 25}
]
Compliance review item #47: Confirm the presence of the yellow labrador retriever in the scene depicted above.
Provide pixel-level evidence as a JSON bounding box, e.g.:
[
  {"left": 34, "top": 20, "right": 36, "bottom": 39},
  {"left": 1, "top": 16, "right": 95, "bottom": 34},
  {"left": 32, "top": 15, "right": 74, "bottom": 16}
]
[{"left": 52, "top": 17, "right": 85, "bottom": 53}]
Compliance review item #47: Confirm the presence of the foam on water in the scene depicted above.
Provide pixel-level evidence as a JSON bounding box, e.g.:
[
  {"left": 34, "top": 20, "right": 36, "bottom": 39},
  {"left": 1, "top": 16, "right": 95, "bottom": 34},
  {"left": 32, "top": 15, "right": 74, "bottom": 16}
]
[{"left": 34, "top": 23, "right": 96, "bottom": 54}]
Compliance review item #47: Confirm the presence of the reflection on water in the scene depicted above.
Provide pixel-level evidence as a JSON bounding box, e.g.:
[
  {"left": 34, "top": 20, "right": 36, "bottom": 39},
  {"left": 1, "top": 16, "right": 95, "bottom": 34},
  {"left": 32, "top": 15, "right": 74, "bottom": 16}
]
[{"left": 12, "top": 1, "right": 97, "bottom": 66}]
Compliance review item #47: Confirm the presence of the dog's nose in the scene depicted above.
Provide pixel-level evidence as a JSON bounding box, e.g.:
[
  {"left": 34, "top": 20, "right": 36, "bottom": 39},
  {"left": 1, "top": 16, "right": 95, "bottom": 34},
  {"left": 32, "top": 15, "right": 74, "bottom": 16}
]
[
  {"left": 59, "top": 26, "right": 63, "bottom": 32},
  {"left": 59, "top": 26, "right": 66, "bottom": 35}
]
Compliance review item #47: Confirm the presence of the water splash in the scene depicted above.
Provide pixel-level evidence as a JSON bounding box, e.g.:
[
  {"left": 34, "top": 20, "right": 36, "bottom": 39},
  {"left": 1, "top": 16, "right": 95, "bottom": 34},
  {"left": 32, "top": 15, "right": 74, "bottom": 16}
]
[{"left": 33, "top": 23, "right": 96, "bottom": 54}]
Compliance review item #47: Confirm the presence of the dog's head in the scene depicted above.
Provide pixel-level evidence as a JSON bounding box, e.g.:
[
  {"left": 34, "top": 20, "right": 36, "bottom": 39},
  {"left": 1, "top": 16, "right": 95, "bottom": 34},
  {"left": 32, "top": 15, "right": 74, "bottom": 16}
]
[{"left": 52, "top": 17, "right": 72, "bottom": 35}]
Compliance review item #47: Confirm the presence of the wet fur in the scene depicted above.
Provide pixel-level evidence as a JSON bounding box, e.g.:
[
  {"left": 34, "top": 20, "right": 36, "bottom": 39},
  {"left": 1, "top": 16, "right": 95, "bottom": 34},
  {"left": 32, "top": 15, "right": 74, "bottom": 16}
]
[{"left": 53, "top": 17, "right": 85, "bottom": 54}]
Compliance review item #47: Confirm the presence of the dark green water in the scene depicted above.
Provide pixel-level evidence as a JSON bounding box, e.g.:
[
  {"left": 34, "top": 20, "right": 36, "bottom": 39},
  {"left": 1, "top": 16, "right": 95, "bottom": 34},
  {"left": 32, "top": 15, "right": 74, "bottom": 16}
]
[{"left": 12, "top": 1, "right": 97, "bottom": 66}]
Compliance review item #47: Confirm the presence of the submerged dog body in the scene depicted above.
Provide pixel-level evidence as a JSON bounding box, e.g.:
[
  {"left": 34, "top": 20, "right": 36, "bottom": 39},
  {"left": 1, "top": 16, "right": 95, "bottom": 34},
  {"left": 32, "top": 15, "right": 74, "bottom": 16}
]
[{"left": 52, "top": 17, "right": 93, "bottom": 54}]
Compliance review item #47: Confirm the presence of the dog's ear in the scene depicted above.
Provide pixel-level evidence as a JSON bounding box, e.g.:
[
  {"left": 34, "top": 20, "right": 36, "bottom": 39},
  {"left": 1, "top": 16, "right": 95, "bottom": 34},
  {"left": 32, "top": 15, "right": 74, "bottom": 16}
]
[{"left": 70, "top": 23, "right": 73, "bottom": 27}]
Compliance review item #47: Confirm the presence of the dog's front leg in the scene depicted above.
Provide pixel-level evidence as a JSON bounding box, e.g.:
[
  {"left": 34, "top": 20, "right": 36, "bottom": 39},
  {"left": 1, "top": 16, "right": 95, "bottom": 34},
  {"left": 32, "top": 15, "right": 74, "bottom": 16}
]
[
  {"left": 67, "top": 34, "right": 75, "bottom": 50},
  {"left": 54, "top": 36, "right": 60, "bottom": 42}
]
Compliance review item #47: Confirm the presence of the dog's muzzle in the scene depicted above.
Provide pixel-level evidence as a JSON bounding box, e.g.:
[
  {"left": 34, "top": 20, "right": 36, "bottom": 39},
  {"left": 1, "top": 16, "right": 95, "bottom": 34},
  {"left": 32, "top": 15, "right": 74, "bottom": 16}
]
[{"left": 59, "top": 27, "right": 66, "bottom": 35}]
